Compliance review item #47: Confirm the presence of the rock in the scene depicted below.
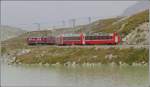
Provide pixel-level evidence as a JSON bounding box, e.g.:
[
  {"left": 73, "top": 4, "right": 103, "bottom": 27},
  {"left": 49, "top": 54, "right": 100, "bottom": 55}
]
[
  {"left": 39, "top": 62, "right": 42, "bottom": 66},
  {"left": 93, "top": 56, "right": 97, "bottom": 58},
  {"left": 42, "top": 51, "right": 46, "bottom": 54},
  {"left": 45, "top": 63, "right": 49, "bottom": 66},
  {"left": 18, "top": 62, "right": 22, "bottom": 64},
  {"left": 12, "top": 57, "right": 16, "bottom": 61},
  {"left": 64, "top": 61, "right": 71, "bottom": 66},
  {"left": 56, "top": 62, "right": 60, "bottom": 65},
  {"left": 141, "top": 61, "right": 146, "bottom": 65},
  {"left": 16, "top": 49, "right": 31, "bottom": 56},
  {"left": 53, "top": 62, "right": 60, "bottom": 66},
  {"left": 95, "top": 47, "right": 99, "bottom": 50},
  {"left": 72, "top": 62, "right": 76, "bottom": 67},
  {"left": 105, "top": 54, "right": 113, "bottom": 60},
  {"left": 123, "top": 22, "right": 149, "bottom": 45},
  {"left": 120, "top": 62, "right": 128, "bottom": 67},
  {"left": 119, "top": 61, "right": 123, "bottom": 65}
]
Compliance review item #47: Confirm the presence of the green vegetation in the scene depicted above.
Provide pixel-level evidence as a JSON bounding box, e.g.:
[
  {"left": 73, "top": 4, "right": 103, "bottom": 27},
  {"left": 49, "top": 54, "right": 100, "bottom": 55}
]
[
  {"left": 1, "top": 46, "right": 7, "bottom": 54},
  {"left": 121, "top": 10, "right": 149, "bottom": 34},
  {"left": 13, "top": 46, "right": 148, "bottom": 65},
  {"left": 112, "top": 47, "right": 149, "bottom": 65},
  {"left": 96, "top": 10, "right": 149, "bottom": 35}
]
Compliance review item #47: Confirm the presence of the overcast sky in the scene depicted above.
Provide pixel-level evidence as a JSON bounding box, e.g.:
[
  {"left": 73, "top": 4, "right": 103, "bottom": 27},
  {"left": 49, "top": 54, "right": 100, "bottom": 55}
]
[{"left": 1, "top": 1, "right": 138, "bottom": 30}]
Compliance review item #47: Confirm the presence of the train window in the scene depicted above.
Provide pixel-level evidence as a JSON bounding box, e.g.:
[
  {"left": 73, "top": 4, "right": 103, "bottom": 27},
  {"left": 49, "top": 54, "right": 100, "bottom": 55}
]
[
  {"left": 63, "top": 37, "right": 80, "bottom": 40},
  {"left": 85, "top": 36, "right": 92, "bottom": 40},
  {"left": 85, "top": 36, "right": 112, "bottom": 40}
]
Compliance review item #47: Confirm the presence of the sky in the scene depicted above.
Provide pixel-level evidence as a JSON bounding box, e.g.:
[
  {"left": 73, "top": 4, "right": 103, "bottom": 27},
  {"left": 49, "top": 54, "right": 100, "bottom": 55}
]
[{"left": 1, "top": 1, "right": 138, "bottom": 30}]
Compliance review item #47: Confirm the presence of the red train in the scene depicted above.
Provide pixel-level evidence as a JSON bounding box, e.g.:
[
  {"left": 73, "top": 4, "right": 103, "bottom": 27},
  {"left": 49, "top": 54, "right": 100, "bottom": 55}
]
[
  {"left": 27, "top": 32, "right": 121, "bottom": 45},
  {"left": 27, "top": 36, "right": 55, "bottom": 45}
]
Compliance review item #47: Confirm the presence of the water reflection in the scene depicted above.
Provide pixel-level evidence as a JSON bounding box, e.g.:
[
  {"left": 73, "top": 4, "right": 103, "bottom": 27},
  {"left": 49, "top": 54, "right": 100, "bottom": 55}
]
[{"left": 1, "top": 63, "right": 149, "bottom": 87}]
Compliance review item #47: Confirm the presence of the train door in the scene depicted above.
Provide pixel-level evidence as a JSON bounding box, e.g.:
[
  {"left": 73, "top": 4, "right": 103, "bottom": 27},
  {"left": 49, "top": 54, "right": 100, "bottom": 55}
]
[{"left": 80, "top": 33, "right": 85, "bottom": 45}]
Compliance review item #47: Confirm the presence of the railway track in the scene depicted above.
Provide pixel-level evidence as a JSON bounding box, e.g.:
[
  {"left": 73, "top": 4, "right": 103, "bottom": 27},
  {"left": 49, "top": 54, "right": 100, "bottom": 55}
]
[{"left": 55, "top": 45, "right": 149, "bottom": 49}]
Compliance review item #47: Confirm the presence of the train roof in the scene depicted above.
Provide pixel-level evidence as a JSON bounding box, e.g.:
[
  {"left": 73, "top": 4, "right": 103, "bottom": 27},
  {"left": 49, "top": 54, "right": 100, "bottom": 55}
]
[
  {"left": 28, "top": 36, "right": 54, "bottom": 38},
  {"left": 62, "top": 32, "right": 113, "bottom": 37}
]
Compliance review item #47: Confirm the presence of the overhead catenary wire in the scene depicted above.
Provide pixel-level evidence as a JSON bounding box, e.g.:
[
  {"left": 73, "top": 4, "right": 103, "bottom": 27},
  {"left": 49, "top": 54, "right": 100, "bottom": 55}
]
[{"left": 19, "top": 16, "right": 105, "bottom": 31}]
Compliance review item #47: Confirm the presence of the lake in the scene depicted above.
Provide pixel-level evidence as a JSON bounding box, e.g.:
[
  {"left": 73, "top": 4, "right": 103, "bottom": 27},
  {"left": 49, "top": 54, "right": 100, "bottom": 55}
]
[{"left": 1, "top": 59, "right": 149, "bottom": 87}]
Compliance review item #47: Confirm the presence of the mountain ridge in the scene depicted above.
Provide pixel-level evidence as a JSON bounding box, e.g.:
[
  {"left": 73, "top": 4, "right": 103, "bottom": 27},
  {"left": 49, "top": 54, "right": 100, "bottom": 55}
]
[
  {"left": 122, "top": 1, "right": 150, "bottom": 16},
  {"left": 0, "top": 25, "right": 26, "bottom": 41}
]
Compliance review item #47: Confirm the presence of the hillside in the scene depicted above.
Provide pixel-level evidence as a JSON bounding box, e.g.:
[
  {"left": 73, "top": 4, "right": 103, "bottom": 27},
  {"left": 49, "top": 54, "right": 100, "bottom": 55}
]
[
  {"left": 0, "top": 25, "right": 26, "bottom": 41},
  {"left": 57, "top": 10, "right": 149, "bottom": 45},
  {"left": 48, "top": 17, "right": 121, "bottom": 36},
  {"left": 1, "top": 9, "right": 149, "bottom": 52},
  {"left": 74, "top": 17, "right": 121, "bottom": 33},
  {"left": 95, "top": 10, "right": 149, "bottom": 34},
  {"left": 1, "top": 9, "right": 149, "bottom": 66},
  {"left": 122, "top": 1, "right": 150, "bottom": 16},
  {"left": 54, "top": 10, "right": 149, "bottom": 37},
  {"left": 123, "top": 23, "right": 149, "bottom": 45},
  {"left": 1, "top": 30, "right": 53, "bottom": 53}
]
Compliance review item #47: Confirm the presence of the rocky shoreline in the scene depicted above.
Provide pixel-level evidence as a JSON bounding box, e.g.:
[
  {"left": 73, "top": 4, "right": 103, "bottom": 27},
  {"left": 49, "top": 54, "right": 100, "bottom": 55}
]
[
  {"left": 1, "top": 55, "right": 148, "bottom": 68},
  {"left": 1, "top": 46, "right": 148, "bottom": 66}
]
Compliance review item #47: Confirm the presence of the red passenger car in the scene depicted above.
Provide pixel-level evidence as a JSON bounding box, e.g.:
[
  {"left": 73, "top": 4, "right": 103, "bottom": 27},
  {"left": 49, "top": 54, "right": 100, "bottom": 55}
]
[
  {"left": 56, "top": 32, "right": 121, "bottom": 45},
  {"left": 56, "top": 33, "right": 84, "bottom": 45},
  {"left": 84, "top": 32, "right": 121, "bottom": 45},
  {"left": 27, "top": 36, "right": 55, "bottom": 45}
]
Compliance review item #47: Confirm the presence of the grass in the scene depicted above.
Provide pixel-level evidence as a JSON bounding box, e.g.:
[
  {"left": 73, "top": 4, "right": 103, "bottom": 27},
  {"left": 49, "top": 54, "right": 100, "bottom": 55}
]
[
  {"left": 13, "top": 46, "right": 148, "bottom": 65},
  {"left": 96, "top": 10, "right": 149, "bottom": 35},
  {"left": 120, "top": 10, "right": 149, "bottom": 34}
]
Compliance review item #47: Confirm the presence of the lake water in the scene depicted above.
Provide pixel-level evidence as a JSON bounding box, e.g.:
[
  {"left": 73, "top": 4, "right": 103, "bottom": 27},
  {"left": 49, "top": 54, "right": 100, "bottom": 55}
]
[{"left": 1, "top": 59, "right": 149, "bottom": 87}]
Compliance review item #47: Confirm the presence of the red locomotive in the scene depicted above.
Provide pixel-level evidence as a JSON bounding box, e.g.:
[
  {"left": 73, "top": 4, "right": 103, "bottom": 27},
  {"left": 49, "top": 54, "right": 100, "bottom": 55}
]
[{"left": 27, "top": 32, "right": 121, "bottom": 45}]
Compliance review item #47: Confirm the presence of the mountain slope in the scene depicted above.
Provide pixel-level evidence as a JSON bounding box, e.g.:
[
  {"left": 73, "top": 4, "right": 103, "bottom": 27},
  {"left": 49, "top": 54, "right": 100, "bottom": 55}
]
[
  {"left": 96, "top": 10, "right": 149, "bottom": 34},
  {"left": 48, "top": 17, "right": 121, "bottom": 35},
  {"left": 123, "top": 22, "right": 149, "bottom": 45},
  {"left": 0, "top": 25, "right": 26, "bottom": 41},
  {"left": 122, "top": 1, "right": 150, "bottom": 16}
]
